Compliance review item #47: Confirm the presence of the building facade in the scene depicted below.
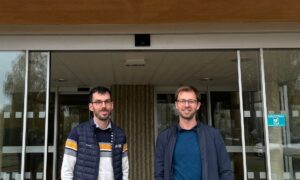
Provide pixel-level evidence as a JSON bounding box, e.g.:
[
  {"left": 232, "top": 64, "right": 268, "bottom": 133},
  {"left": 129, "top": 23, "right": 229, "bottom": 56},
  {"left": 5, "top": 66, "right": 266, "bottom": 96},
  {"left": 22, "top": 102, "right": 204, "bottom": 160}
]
[{"left": 1, "top": 1, "right": 300, "bottom": 180}]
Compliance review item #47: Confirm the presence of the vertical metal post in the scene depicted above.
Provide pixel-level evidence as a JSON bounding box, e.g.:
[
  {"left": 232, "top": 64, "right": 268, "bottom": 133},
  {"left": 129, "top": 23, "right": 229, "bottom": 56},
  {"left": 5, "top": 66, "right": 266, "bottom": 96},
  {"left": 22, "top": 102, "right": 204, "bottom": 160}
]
[
  {"left": 259, "top": 48, "right": 272, "bottom": 179},
  {"left": 237, "top": 50, "right": 248, "bottom": 180},
  {"left": 282, "top": 85, "right": 293, "bottom": 175},
  {"left": 206, "top": 85, "right": 212, "bottom": 126},
  {"left": 21, "top": 50, "right": 29, "bottom": 180},
  {"left": 154, "top": 90, "right": 158, "bottom": 139},
  {"left": 283, "top": 85, "right": 291, "bottom": 145},
  {"left": 43, "top": 52, "right": 51, "bottom": 180},
  {"left": 53, "top": 87, "right": 59, "bottom": 180}
]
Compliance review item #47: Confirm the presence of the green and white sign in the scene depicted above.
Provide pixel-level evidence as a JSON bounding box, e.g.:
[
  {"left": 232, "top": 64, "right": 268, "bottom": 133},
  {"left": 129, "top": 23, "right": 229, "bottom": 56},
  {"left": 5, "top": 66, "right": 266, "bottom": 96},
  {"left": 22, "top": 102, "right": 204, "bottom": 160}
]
[{"left": 267, "top": 114, "right": 286, "bottom": 127}]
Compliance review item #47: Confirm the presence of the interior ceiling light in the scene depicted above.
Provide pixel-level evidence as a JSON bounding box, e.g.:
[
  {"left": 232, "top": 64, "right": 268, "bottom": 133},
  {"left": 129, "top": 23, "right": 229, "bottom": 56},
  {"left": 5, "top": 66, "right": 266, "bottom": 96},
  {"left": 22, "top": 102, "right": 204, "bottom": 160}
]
[
  {"left": 200, "top": 77, "right": 213, "bottom": 81},
  {"left": 125, "top": 58, "right": 146, "bottom": 67},
  {"left": 56, "top": 78, "right": 67, "bottom": 82}
]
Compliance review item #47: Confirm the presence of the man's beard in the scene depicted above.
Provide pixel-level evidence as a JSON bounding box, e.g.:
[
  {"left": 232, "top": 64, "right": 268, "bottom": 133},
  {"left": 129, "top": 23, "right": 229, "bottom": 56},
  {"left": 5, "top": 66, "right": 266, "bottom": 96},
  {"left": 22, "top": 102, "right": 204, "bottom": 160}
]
[
  {"left": 179, "top": 113, "right": 195, "bottom": 121},
  {"left": 178, "top": 109, "right": 197, "bottom": 121},
  {"left": 94, "top": 109, "right": 111, "bottom": 121}
]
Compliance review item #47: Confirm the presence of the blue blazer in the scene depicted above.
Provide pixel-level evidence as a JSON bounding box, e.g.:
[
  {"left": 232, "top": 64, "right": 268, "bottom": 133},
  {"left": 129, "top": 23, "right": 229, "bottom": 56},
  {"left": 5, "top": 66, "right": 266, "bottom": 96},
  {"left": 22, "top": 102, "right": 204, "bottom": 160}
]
[{"left": 155, "top": 122, "right": 233, "bottom": 180}]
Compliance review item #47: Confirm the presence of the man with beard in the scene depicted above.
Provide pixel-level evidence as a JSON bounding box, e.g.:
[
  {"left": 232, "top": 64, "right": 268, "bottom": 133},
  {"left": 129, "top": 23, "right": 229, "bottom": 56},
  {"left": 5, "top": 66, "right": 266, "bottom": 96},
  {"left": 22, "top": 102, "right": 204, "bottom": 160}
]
[
  {"left": 154, "top": 86, "right": 232, "bottom": 180},
  {"left": 61, "top": 86, "right": 129, "bottom": 180}
]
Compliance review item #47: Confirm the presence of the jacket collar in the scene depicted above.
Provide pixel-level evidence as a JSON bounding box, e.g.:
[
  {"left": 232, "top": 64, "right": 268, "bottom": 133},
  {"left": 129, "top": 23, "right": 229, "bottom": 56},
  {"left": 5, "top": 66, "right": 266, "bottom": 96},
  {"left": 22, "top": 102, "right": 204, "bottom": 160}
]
[{"left": 176, "top": 120, "right": 201, "bottom": 132}]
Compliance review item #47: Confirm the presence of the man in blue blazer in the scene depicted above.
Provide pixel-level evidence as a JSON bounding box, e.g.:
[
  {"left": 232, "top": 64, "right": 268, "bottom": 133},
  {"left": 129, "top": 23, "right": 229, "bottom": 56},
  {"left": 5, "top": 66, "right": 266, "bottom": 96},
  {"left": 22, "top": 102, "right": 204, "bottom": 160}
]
[{"left": 155, "top": 86, "right": 233, "bottom": 180}]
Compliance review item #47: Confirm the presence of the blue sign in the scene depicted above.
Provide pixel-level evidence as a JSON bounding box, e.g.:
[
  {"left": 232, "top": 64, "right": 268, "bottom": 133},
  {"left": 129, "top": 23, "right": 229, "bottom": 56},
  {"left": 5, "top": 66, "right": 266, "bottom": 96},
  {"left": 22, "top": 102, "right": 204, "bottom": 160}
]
[{"left": 267, "top": 114, "right": 286, "bottom": 127}]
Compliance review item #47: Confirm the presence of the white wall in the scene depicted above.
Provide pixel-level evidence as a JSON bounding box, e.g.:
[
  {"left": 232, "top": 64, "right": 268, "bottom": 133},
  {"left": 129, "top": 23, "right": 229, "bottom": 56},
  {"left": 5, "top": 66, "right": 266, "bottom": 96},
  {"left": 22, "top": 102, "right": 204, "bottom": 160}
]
[{"left": 1, "top": 33, "right": 300, "bottom": 50}]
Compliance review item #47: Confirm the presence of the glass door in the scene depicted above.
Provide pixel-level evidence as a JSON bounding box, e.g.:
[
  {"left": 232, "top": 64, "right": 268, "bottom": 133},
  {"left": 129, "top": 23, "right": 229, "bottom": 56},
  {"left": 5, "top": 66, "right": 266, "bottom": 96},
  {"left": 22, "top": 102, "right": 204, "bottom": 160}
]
[
  {"left": 24, "top": 52, "right": 51, "bottom": 180},
  {"left": 263, "top": 49, "right": 300, "bottom": 180},
  {"left": 0, "top": 51, "right": 26, "bottom": 180},
  {"left": 210, "top": 91, "right": 244, "bottom": 179},
  {"left": 156, "top": 90, "right": 245, "bottom": 179},
  {"left": 0, "top": 51, "right": 51, "bottom": 180},
  {"left": 155, "top": 49, "right": 244, "bottom": 179},
  {"left": 56, "top": 94, "right": 90, "bottom": 179},
  {"left": 239, "top": 50, "right": 267, "bottom": 179}
]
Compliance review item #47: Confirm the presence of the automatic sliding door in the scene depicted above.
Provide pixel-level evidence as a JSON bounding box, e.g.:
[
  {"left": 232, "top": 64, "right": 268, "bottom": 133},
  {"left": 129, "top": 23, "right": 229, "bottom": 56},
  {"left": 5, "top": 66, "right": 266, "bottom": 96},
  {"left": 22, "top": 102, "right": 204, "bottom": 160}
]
[
  {"left": 0, "top": 51, "right": 26, "bottom": 180},
  {"left": 239, "top": 50, "right": 267, "bottom": 179},
  {"left": 155, "top": 50, "right": 244, "bottom": 179},
  {"left": 56, "top": 94, "right": 89, "bottom": 179},
  {"left": 0, "top": 51, "right": 51, "bottom": 180},
  {"left": 263, "top": 49, "right": 300, "bottom": 180},
  {"left": 24, "top": 52, "right": 51, "bottom": 180},
  {"left": 210, "top": 91, "right": 244, "bottom": 179}
]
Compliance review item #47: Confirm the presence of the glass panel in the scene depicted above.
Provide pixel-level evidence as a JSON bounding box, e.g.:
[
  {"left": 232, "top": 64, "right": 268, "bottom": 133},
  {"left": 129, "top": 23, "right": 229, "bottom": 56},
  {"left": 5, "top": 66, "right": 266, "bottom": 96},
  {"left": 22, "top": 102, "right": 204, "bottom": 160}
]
[
  {"left": 48, "top": 93, "right": 55, "bottom": 146},
  {"left": 211, "top": 91, "right": 243, "bottom": 179},
  {"left": 229, "top": 152, "right": 244, "bottom": 179},
  {"left": 240, "top": 50, "right": 267, "bottom": 179},
  {"left": 155, "top": 50, "right": 242, "bottom": 179},
  {"left": 0, "top": 51, "right": 26, "bottom": 178},
  {"left": 47, "top": 153, "right": 53, "bottom": 180},
  {"left": 25, "top": 154, "right": 44, "bottom": 179},
  {"left": 57, "top": 94, "right": 89, "bottom": 179},
  {"left": 211, "top": 92, "right": 241, "bottom": 146},
  {"left": 264, "top": 49, "right": 300, "bottom": 179},
  {"left": 24, "top": 153, "right": 53, "bottom": 179},
  {"left": 24, "top": 52, "right": 49, "bottom": 179},
  {"left": 156, "top": 93, "right": 178, "bottom": 133}
]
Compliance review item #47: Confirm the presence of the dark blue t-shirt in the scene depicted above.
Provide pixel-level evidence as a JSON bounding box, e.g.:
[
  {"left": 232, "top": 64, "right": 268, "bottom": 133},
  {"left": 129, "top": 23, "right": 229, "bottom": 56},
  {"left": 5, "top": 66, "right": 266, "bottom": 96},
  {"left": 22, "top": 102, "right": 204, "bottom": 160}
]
[{"left": 173, "top": 129, "right": 202, "bottom": 180}]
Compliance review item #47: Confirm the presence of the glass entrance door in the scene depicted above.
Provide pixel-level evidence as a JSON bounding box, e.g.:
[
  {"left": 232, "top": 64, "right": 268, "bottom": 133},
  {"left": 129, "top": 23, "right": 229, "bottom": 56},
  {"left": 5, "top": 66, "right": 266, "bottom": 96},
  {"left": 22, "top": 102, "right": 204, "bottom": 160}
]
[
  {"left": 263, "top": 49, "right": 300, "bottom": 180},
  {"left": 155, "top": 50, "right": 245, "bottom": 179},
  {"left": 0, "top": 51, "right": 26, "bottom": 180},
  {"left": 24, "top": 52, "right": 51, "bottom": 180},
  {"left": 156, "top": 90, "right": 244, "bottom": 179},
  {"left": 0, "top": 51, "right": 51, "bottom": 180},
  {"left": 239, "top": 50, "right": 267, "bottom": 179},
  {"left": 56, "top": 94, "right": 90, "bottom": 179}
]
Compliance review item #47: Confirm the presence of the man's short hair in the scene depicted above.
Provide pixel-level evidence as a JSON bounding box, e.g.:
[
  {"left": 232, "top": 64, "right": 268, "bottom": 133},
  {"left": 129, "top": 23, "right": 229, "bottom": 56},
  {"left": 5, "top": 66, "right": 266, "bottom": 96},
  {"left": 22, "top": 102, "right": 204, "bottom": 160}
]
[
  {"left": 175, "top": 86, "right": 200, "bottom": 102},
  {"left": 89, "top": 86, "right": 112, "bottom": 102}
]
